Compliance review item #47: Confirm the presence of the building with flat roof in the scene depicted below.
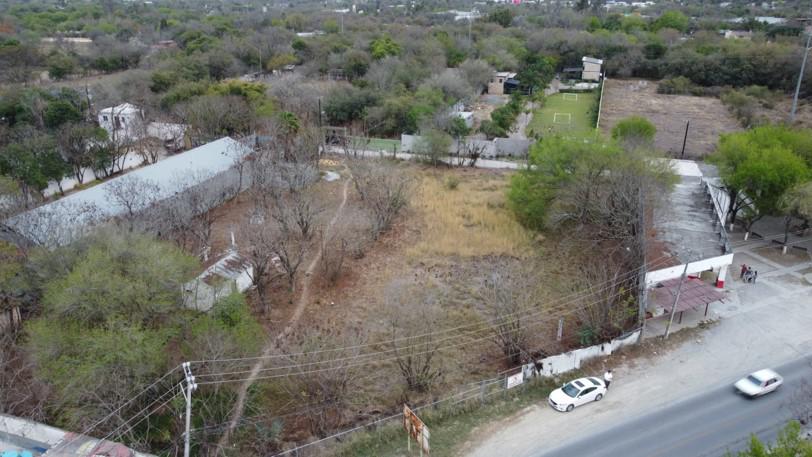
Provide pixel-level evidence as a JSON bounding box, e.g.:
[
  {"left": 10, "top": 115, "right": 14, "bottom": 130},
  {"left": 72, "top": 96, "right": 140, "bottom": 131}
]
[{"left": 0, "top": 414, "right": 154, "bottom": 457}]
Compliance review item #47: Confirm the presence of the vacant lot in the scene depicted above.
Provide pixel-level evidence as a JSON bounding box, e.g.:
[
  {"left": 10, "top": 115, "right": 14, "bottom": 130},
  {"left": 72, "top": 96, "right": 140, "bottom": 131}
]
[
  {"left": 599, "top": 79, "right": 740, "bottom": 158},
  {"left": 527, "top": 91, "right": 598, "bottom": 139}
]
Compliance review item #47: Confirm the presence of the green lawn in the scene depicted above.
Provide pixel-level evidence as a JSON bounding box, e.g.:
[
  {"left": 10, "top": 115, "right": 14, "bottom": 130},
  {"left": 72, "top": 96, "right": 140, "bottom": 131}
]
[
  {"left": 348, "top": 136, "right": 401, "bottom": 153},
  {"left": 526, "top": 91, "right": 598, "bottom": 139}
]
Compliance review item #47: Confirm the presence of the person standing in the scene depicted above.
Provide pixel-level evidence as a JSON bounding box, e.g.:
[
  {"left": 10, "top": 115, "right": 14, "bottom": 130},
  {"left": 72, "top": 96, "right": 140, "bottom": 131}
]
[
  {"left": 753, "top": 270, "right": 758, "bottom": 283},
  {"left": 740, "top": 264, "right": 747, "bottom": 279},
  {"left": 603, "top": 369, "right": 613, "bottom": 389}
]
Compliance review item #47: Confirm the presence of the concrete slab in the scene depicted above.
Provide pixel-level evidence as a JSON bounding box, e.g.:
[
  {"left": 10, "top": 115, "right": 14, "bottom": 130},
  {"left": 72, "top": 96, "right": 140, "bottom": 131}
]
[{"left": 655, "top": 176, "right": 724, "bottom": 264}]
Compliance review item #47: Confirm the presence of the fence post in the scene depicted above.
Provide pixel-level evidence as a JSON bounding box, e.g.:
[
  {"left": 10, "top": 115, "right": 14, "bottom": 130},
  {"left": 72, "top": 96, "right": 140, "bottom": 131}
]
[{"left": 479, "top": 381, "right": 486, "bottom": 404}]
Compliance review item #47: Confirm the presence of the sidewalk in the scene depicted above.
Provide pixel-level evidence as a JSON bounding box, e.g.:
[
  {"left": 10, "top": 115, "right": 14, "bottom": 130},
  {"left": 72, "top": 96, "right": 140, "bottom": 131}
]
[{"left": 461, "top": 241, "right": 812, "bottom": 457}]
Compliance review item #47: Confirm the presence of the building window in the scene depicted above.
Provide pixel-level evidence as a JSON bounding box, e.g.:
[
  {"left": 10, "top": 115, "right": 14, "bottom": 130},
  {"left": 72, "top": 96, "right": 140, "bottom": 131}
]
[{"left": 102, "top": 115, "right": 108, "bottom": 121}]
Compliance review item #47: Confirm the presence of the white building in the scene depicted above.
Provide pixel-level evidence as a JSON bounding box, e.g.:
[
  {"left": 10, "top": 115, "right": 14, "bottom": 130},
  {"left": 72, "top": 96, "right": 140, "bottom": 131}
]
[
  {"left": 582, "top": 56, "right": 604, "bottom": 81},
  {"left": 7, "top": 137, "right": 251, "bottom": 247},
  {"left": 184, "top": 248, "right": 253, "bottom": 312},
  {"left": 98, "top": 103, "right": 145, "bottom": 142}
]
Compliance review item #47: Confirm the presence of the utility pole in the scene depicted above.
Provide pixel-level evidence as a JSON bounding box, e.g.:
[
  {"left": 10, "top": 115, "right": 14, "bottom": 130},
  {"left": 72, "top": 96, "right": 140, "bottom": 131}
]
[
  {"left": 680, "top": 120, "right": 689, "bottom": 159},
  {"left": 181, "top": 362, "right": 198, "bottom": 457},
  {"left": 664, "top": 264, "right": 689, "bottom": 339},
  {"left": 790, "top": 30, "right": 812, "bottom": 123},
  {"left": 636, "top": 186, "right": 648, "bottom": 341}
]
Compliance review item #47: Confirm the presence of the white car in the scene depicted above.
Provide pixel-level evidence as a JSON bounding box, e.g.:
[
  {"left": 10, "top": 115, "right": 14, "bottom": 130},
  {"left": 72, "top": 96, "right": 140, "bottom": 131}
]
[
  {"left": 548, "top": 377, "right": 607, "bottom": 412},
  {"left": 734, "top": 369, "right": 783, "bottom": 397}
]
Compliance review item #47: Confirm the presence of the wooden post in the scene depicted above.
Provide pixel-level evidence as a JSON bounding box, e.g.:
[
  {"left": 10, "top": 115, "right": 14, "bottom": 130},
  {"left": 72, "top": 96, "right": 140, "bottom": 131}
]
[{"left": 664, "top": 263, "right": 689, "bottom": 339}]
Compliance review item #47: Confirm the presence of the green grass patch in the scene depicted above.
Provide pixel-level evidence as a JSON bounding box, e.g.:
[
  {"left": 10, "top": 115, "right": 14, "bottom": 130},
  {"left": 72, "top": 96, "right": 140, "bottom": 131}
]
[
  {"left": 335, "top": 378, "right": 558, "bottom": 457},
  {"left": 350, "top": 137, "right": 401, "bottom": 152},
  {"left": 526, "top": 91, "right": 598, "bottom": 139}
]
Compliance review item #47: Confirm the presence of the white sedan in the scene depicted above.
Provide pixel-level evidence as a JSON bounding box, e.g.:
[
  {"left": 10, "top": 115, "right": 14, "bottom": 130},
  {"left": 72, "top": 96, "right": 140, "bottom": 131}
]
[
  {"left": 548, "top": 377, "right": 607, "bottom": 412},
  {"left": 734, "top": 369, "right": 784, "bottom": 397}
]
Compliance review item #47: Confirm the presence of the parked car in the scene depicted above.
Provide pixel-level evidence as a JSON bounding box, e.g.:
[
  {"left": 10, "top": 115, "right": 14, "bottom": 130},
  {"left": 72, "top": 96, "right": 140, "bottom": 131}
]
[
  {"left": 734, "top": 369, "right": 783, "bottom": 397},
  {"left": 548, "top": 377, "right": 607, "bottom": 412}
]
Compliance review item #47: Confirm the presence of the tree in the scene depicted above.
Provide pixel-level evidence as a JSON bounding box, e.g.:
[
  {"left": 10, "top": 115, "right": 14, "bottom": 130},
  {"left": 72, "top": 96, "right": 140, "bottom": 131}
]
[
  {"left": 175, "top": 94, "right": 256, "bottom": 146},
  {"left": 0, "top": 131, "right": 69, "bottom": 198},
  {"left": 104, "top": 175, "right": 162, "bottom": 231},
  {"left": 778, "top": 181, "right": 812, "bottom": 245},
  {"left": 26, "top": 232, "right": 197, "bottom": 437},
  {"left": 281, "top": 330, "right": 364, "bottom": 437},
  {"left": 370, "top": 35, "right": 401, "bottom": 60},
  {"left": 44, "top": 99, "right": 82, "bottom": 129},
  {"left": 56, "top": 122, "right": 108, "bottom": 184},
  {"left": 726, "top": 421, "right": 812, "bottom": 457},
  {"left": 611, "top": 116, "right": 657, "bottom": 149},
  {"left": 385, "top": 279, "right": 444, "bottom": 392},
  {"left": 652, "top": 11, "right": 689, "bottom": 32},
  {"left": 46, "top": 52, "right": 77, "bottom": 80},
  {"left": 711, "top": 126, "right": 812, "bottom": 229},
  {"left": 414, "top": 129, "right": 452, "bottom": 166},
  {"left": 348, "top": 158, "right": 412, "bottom": 239},
  {"left": 479, "top": 263, "right": 543, "bottom": 365},
  {"left": 324, "top": 86, "right": 378, "bottom": 125},
  {"left": 487, "top": 7, "right": 514, "bottom": 28}
]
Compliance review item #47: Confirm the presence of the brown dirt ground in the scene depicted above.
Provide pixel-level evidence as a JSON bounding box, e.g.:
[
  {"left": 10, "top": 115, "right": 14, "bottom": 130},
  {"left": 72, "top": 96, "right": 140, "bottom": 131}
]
[{"left": 599, "top": 79, "right": 741, "bottom": 159}]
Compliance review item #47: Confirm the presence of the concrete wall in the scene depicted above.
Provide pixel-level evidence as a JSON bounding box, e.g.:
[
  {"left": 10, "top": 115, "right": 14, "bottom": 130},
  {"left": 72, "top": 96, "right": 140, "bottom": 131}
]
[
  {"left": 645, "top": 253, "right": 735, "bottom": 288},
  {"left": 523, "top": 330, "right": 641, "bottom": 377},
  {"left": 401, "top": 134, "right": 529, "bottom": 158}
]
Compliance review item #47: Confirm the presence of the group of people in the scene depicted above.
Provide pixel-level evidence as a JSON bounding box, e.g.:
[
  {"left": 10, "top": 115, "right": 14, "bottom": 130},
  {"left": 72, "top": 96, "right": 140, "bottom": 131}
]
[{"left": 740, "top": 264, "right": 758, "bottom": 283}]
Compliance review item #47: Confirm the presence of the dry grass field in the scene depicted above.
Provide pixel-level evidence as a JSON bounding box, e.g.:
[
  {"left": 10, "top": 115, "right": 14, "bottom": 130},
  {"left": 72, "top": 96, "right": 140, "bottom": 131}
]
[
  {"left": 599, "top": 79, "right": 741, "bottom": 158},
  {"left": 408, "top": 170, "right": 534, "bottom": 258}
]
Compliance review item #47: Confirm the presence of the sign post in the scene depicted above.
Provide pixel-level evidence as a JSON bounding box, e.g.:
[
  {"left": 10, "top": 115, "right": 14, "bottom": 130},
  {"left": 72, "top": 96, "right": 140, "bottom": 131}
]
[{"left": 403, "top": 404, "right": 430, "bottom": 456}]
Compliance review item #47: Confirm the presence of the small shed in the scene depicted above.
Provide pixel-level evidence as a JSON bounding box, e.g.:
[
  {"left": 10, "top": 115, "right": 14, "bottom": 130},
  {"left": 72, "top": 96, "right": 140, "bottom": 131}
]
[
  {"left": 581, "top": 56, "right": 603, "bottom": 81},
  {"left": 488, "top": 71, "right": 518, "bottom": 95}
]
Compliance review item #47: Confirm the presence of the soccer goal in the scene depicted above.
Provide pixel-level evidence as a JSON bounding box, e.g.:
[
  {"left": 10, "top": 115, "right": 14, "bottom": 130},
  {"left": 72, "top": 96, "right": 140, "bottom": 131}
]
[
  {"left": 553, "top": 113, "right": 572, "bottom": 125},
  {"left": 562, "top": 93, "right": 579, "bottom": 101}
]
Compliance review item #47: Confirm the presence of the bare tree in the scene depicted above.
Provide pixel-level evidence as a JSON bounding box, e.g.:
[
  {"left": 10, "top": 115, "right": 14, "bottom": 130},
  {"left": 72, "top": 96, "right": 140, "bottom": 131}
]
[
  {"left": 175, "top": 95, "right": 256, "bottom": 147},
  {"left": 0, "top": 332, "right": 47, "bottom": 420},
  {"left": 320, "top": 233, "right": 347, "bottom": 286},
  {"left": 238, "top": 213, "right": 280, "bottom": 313},
  {"left": 453, "top": 139, "right": 487, "bottom": 168},
  {"left": 281, "top": 330, "right": 365, "bottom": 437},
  {"left": 105, "top": 175, "right": 162, "bottom": 231},
  {"left": 385, "top": 279, "right": 445, "bottom": 393},
  {"left": 156, "top": 171, "right": 233, "bottom": 258},
  {"left": 572, "top": 261, "right": 636, "bottom": 344},
  {"left": 133, "top": 136, "right": 163, "bottom": 165},
  {"left": 348, "top": 159, "right": 412, "bottom": 239},
  {"left": 478, "top": 263, "right": 543, "bottom": 366}
]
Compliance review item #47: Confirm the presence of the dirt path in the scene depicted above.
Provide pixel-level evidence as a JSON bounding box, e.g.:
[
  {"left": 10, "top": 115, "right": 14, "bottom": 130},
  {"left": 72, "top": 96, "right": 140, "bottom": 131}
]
[{"left": 215, "top": 171, "right": 352, "bottom": 455}]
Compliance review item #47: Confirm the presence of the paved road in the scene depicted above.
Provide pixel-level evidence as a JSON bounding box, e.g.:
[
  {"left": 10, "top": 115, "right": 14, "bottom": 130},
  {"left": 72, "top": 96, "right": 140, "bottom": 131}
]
[
  {"left": 463, "top": 244, "right": 812, "bottom": 457},
  {"left": 537, "top": 357, "right": 811, "bottom": 457}
]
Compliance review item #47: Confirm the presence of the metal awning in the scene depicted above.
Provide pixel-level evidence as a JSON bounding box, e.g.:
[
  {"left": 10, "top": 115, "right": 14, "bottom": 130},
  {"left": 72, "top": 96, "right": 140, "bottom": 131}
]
[{"left": 651, "top": 277, "right": 726, "bottom": 315}]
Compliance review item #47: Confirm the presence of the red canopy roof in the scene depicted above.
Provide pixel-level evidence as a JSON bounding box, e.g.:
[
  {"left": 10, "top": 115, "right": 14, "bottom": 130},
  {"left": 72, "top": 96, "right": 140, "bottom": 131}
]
[{"left": 651, "top": 277, "right": 726, "bottom": 313}]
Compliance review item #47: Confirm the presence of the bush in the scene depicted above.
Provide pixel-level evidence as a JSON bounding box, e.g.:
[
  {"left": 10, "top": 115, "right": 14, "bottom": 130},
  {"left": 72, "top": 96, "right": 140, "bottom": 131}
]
[
  {"left": 445, "top": 175, "right": 460, "bottom": 190},
  {"left": 611, "top": 115, "right": 656, "bottom": 146}
]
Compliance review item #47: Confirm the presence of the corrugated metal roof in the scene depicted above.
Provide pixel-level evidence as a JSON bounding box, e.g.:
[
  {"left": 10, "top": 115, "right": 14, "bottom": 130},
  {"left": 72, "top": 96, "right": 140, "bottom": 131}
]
[
  {"left": 582, "top": 56, "right": 604, "bottom": 65},
  {"left": 7, "top": 137, "right": 250, "bottom": 246}
]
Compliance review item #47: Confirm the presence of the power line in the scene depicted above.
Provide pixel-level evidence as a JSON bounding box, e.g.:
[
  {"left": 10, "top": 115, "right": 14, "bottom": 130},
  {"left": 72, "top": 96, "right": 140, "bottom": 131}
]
[
  {"left": 193, "top": 277, "right": 662, "bottom": 386},
  {"left": 190, "top": 254, "right": 675, "bottom": 372},
  {"left": 46, "top": 365, "right": 182, "bottom": 454}
]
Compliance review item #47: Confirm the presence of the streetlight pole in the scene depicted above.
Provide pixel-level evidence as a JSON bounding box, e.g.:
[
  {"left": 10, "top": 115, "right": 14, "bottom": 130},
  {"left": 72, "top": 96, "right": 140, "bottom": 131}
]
[{"left": 790, "top": 29, "right": 812, "bottom": 123}]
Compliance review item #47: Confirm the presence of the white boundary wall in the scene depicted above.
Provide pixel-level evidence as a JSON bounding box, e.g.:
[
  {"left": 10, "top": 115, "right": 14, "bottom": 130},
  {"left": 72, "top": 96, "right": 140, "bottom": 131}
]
[
  {"left": 645, "top": 253, "right": 734, "bottom": 288},
  {"left": 522, "top": 330, "right": 641, "bottom": 378}
]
